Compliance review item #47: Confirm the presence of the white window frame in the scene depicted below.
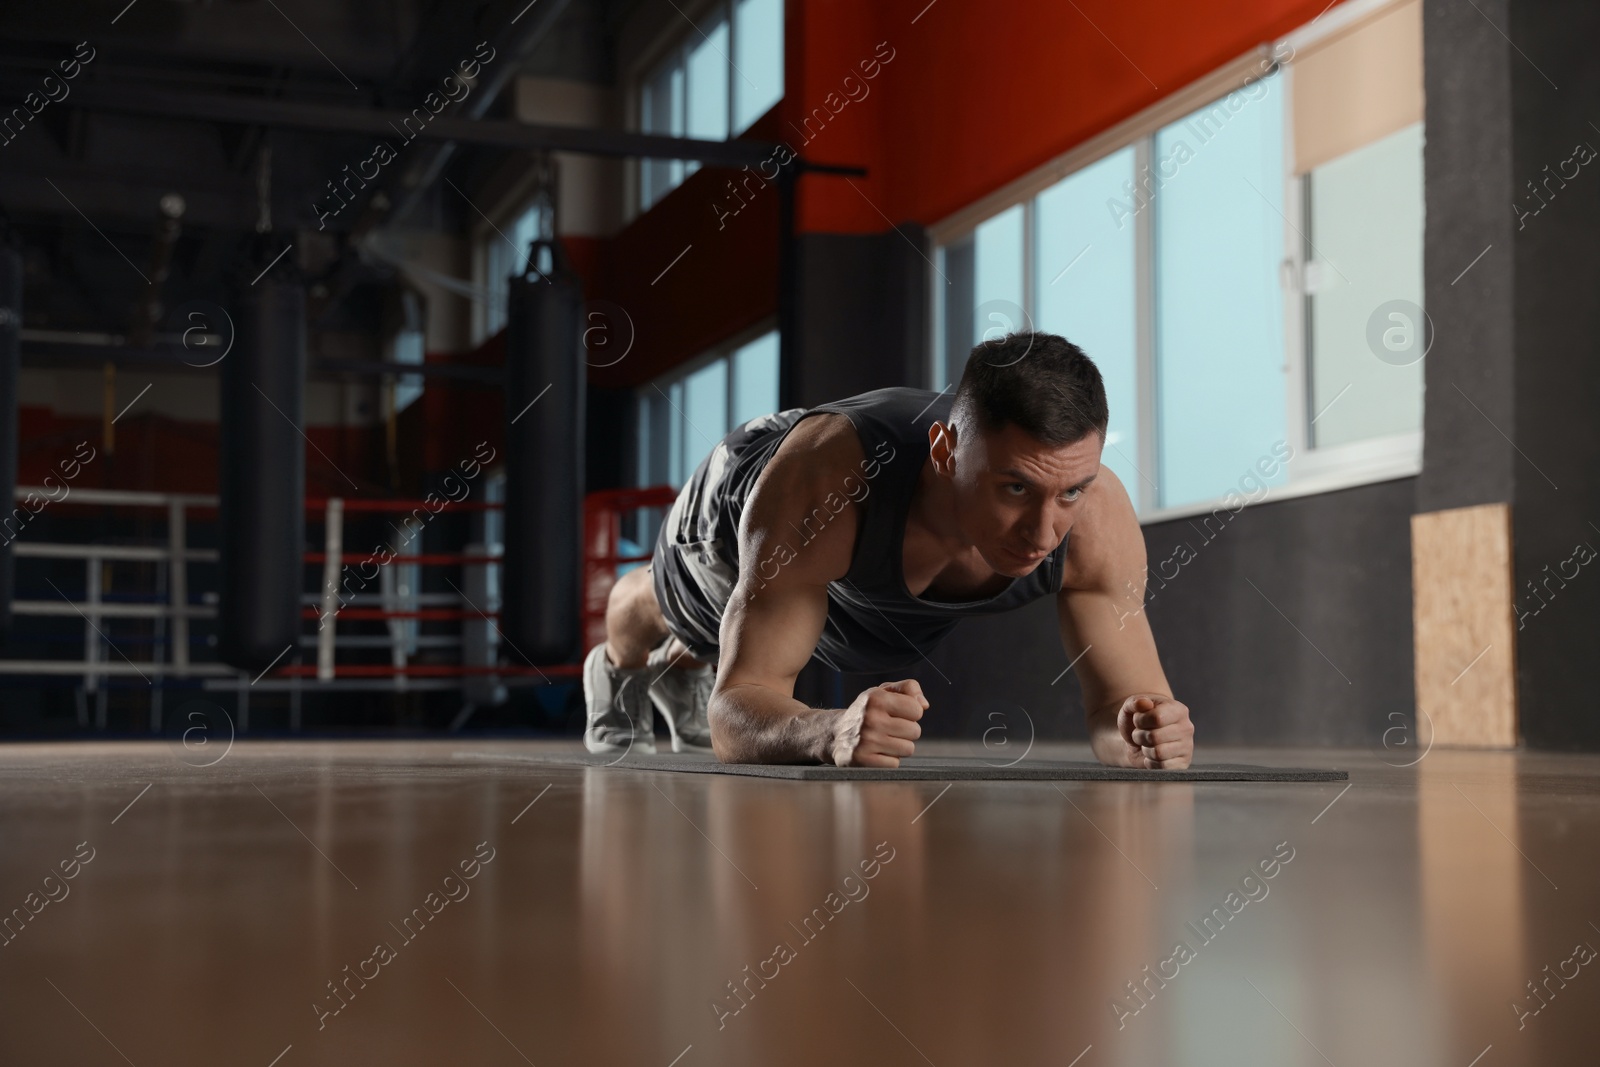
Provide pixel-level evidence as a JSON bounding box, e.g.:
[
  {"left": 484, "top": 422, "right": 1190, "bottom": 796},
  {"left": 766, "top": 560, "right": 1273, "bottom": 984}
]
[{"left": 926, "top": 0, "right": 1421, "bottom": 525}]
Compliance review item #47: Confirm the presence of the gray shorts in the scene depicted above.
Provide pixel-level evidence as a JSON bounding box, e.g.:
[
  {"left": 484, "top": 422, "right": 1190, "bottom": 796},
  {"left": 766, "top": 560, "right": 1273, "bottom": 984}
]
[{"left": 649, "top": 409, "right": 809, "bottom": 664}]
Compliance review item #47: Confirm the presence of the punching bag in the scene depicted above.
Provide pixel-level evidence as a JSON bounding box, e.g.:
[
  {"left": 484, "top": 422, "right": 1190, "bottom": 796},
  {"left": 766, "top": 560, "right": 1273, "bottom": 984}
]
[
  {"left": 0, "top": 248, "right": 18, "bottom": 645},
  {"left": 217, "top": 280, "right": 305, "bottom": 673},
  {"left": 501, "top": 238, "right": 585, "bottom": 665}
]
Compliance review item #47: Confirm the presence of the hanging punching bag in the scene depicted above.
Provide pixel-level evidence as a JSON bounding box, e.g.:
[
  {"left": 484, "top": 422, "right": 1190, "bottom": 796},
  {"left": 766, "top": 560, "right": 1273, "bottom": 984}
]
[
  {"left": 217, "top": 279, "right": 306, "bottom": 673},
  {"left": 501, "top": 238, "right": 585, "bottom": 665},
  {"left": 0, "top": 248, "right": 19, "bottom": 645}
]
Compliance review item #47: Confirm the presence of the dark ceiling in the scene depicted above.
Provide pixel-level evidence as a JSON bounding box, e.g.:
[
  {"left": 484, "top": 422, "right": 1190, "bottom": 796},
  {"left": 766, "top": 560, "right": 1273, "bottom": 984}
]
[{"left": 0, "top": 0, "right": 625, "bottom": 342}]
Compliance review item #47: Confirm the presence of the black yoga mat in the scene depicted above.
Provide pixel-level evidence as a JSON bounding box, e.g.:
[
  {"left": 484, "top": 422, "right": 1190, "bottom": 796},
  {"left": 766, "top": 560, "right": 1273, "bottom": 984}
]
[{"left": 453, "top": 750, "right": 1347, "bottom": 782}]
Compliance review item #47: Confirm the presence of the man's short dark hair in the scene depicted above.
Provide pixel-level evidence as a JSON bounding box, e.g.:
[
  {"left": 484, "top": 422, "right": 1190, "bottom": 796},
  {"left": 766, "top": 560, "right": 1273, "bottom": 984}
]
[{"left": 949, "top": 331, "right": 1108, "bottom": 446}]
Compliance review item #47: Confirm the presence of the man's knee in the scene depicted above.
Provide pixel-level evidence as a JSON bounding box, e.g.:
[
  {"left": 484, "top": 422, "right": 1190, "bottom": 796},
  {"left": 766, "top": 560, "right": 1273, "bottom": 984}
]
[
  {"left": 604, "top": 566, "right": 668, "bottom": 669},
  {"left": 607, "top": 565, "right": 657, "bottom": 620}
]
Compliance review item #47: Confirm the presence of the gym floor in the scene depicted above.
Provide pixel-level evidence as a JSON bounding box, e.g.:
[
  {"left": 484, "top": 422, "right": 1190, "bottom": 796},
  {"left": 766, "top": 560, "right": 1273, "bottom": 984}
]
[{"left": 0, "top": 740, "right": 1591, "bottom": 1066}]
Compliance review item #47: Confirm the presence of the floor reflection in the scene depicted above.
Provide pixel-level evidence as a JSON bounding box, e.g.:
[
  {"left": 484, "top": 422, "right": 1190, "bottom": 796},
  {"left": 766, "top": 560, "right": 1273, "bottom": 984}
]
[{"left": 0, "top": 740, "right": 1596, "bottom": 1066}]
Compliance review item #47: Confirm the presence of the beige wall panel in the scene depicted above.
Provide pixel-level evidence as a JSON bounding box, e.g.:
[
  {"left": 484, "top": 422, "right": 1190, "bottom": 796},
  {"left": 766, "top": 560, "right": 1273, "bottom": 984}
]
[
  {"left": 1412, "top": 502, "right": 1518, "bottom": 747},
  {"left": 1292, "top": 0, "right": 1424, "bottom": 174}
]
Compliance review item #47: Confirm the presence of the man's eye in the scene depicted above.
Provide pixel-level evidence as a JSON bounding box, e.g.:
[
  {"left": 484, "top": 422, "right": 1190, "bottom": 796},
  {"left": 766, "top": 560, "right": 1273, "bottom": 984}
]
[
  {"left": 1062, "top": 488, "right": 1082, "bottom": 503},
  {"left": 1004, "top": 484, "right": 1027, "bottom": 496}
]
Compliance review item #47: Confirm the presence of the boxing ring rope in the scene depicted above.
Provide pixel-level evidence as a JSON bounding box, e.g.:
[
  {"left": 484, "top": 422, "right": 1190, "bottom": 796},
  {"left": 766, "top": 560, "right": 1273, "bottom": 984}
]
[
  {"left": 582, "top": 486, "right": 678, "bottom": 655},
  {"left": 299, "top": 490, "right": 672, "bottom": 682},
  {"left": 0, "top": 483, "right": 672, "bottom": 724}
]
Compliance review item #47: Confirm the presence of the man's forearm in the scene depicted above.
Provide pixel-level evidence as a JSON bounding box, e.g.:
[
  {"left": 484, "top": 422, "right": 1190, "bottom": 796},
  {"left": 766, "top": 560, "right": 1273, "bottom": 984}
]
[{"left": 708, "top": 683, "right": 842, "bottom": 764}]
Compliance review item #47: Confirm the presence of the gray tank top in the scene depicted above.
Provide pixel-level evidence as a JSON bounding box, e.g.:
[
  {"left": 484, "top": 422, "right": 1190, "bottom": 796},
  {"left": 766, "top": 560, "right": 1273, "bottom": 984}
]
[
  {"left": 656, "top": 386, "right": 1068, "bottom": 673},
  {"left": 804, "top": 387, "right": 1068, "bottom": 671}
]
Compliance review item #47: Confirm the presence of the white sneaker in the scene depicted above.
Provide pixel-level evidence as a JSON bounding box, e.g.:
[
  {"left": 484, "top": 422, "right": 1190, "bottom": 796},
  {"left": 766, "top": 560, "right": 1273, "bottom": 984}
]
[
  {"left": 582, "top": 643, "right": 656, "bottom": 755},
  {"left": 646, "top": 642, "right": 715, "bottom": 752}
]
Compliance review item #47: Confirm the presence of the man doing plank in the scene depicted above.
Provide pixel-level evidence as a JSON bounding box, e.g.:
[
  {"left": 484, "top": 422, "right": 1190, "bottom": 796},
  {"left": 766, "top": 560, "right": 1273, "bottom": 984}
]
[{"left": 584, "top": 332, "right": 1194, "bottom": 769}]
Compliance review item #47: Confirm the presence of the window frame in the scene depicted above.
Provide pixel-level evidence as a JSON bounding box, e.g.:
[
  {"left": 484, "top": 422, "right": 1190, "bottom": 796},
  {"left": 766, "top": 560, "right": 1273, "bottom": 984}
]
[
  {"left": 633, "top": 317, "right": 781, "bottom": 490},
  {"left": 926, "top": 0, "right": 1421, "bottom": 525},
  {"left": 626, "top": 0, "right": 783, "bottom": 216},
  {"left": 468, "top": 176, "right": 555, "bottom": 346}
]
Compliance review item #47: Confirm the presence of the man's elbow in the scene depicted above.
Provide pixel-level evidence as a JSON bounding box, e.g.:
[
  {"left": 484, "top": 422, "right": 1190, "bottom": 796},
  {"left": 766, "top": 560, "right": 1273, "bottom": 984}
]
[
  {"left": 707, "top": 691, "right": 752, "bottom": 763},
  {"left": 707, "top": 696, "right": 736, "bottom": 762}
]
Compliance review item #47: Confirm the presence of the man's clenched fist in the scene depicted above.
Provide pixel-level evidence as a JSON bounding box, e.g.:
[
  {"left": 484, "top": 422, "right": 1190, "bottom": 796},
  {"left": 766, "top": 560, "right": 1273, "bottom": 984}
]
[
  {"left": 845, "top": 679, "right": 927, "bottom": 768},
  {"left": 1116, "top": 694, "right": 1194, "bottom": 769}
]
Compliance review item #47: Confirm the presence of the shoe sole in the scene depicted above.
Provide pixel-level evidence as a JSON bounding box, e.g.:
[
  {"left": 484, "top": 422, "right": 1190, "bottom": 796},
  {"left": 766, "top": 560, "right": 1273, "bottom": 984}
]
[{"left": 584, "top": 734, "right": 657, "bottom": 756}]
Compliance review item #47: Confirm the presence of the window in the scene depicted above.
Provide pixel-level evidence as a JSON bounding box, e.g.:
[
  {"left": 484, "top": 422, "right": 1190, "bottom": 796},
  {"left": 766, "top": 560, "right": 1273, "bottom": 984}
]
[
  {"left": 478, "top": 199, "right": 552, "bottom": 341},
  {"left": 631, "top": 329, "right": 778, "bottom": 555},
  {"left": 1153, "top": 76, "right": 1288, "bottom": 507},
  {"left": 636, "top": 329, "right": 780, "bottom": 489},
  {"left": 1290, "top": 0, "right": 1426, "bottom": 457},
  {"left": 932, "top": 0, "right": 1423, "bottom": 519},
  {"left": 1302, "top": 123, "right": 1424, "bottom": 449},
  {"left": 387, "top": 316, "right": 425, "bottom": 412},
  {"left": 1035, "top": 147, "right": 1140, "bottom": 502},
  {"left": 637, "top": 0, "right": 784, "bottom": 211},
  {"left": 732, "top": 0, "right": 784, "bottom": 130}
]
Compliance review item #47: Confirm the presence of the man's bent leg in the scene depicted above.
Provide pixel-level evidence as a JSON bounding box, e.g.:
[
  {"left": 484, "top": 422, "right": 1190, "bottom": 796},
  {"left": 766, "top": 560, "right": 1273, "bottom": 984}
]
[
  {"left": 583, "top": 566, "right": 666, "bottom": 754},
  {"left": 603, "top": 565, "right": 671, "bottom": 669},
  {"left": 605, "top": 565, "right": 716, "bottom": 752}
]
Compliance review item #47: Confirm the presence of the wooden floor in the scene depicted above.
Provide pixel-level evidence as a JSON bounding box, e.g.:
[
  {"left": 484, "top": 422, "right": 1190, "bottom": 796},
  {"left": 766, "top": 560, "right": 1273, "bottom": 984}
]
[{"left": 0, "top": 738, "right": 1595, "bottom": 1066}]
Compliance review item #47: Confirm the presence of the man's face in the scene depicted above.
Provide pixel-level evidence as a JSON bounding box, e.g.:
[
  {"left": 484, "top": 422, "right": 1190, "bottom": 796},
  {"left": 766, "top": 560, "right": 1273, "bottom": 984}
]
[{"left": 933, "top": 420, "right": 1103, "bottom": 578}]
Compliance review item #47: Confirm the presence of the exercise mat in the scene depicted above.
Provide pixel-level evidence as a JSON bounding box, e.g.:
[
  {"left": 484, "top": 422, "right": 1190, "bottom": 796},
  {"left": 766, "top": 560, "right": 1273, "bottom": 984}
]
[{"left": 453, "top": 749, "right": 1347, "bottom": 782}]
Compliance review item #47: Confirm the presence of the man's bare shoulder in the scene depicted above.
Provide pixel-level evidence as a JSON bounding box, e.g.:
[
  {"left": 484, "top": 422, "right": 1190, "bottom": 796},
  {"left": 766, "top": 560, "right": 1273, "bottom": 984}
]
[
  {"left": 738, "top": 413, "right": 869, "bottom": 587},
  {"left": 772, "top": 411, "right": 863, "bottom": 463},
  {"left": 1060, "top": 464, "right": 1147, "bottom": 595}
]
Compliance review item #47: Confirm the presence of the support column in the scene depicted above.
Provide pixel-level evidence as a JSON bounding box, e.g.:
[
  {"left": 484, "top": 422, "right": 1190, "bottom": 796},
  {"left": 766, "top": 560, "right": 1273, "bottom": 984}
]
[{"left": 1417, "top": 0, "right": 1600, "bottom": 749}]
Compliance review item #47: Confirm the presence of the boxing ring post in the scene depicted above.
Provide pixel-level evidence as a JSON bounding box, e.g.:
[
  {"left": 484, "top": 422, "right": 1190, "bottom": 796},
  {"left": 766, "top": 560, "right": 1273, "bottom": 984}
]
[
  {"left": 317, "top": 497, "right": 344, "bottom": 681},
  {"left": 0, "top": 248, "right": 20, "bottom": 647}
]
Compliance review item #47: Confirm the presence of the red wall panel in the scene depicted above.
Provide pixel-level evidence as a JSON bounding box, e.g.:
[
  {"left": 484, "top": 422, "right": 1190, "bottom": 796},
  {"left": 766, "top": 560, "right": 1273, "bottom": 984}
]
[{"left": 791, "top": 0, "right": 1346, "bottom": 232}]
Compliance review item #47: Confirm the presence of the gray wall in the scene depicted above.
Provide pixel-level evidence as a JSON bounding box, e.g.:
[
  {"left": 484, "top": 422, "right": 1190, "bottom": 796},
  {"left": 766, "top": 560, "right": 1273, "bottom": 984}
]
[{"left": 873, "top": 479, "right": 1417, "bottom": 747}]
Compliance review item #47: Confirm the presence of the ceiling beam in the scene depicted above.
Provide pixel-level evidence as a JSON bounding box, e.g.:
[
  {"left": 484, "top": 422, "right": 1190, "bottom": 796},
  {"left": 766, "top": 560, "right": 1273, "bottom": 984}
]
[
  {"left": 58, "top": 83, "right": 779, "bottom": 167},
  {"left": 22, "top": 339, "right": 505, "bottom": 384}
]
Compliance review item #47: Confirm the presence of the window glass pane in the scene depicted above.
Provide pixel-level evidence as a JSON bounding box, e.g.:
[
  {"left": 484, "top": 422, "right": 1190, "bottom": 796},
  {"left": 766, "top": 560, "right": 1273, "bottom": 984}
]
[
  {"left": 685, "top": 17, "right": 730, "bottom": 181},
  {"left": 668, "top": 379, "right": 686, "bottom": 486},
  {"left": 647, "top": 388, "right": 672, "bottom": 485},
  {"left": 1035, "top": 146, "right": 1141, "bottom": 506},
  {"left": 937, "top": 236, "right": 974, "bottom": 389},
  {"left": 642, "top": 58, "right": 685, "bottom": 208},
  {"left": 1306, "top": 122, "right": 1424, "bottom": 447},
  {"left": 973, "top": 203, "right": 1026, "bottom": 346},
  {"left": 509, "top": 202, "right": 544, "bottom": 276},
  {"left": 938, "top": 204, "right": 1026, "bottom": 390},
  {"left": 682, "top": 358, "right": 728, "bottom": 480},
  {"left": 731, "top": 330, "right": 780, "bottom": 426},
  {"left": 733, "top": 0, "right": 783, "bottom": 132},
  {"left": 390, "top": 327, "right": 425, "bottom": 413},
  {"left": 687, "top": 17, "right": 731, "bottom": 141},
  {"left": 635, "top": 390, "right": 671, "bottom": 548},
  {"left": 485, "top": 238, "right": 510, "bottom": 337},
  {"left": 1154, "top": 73, "right": 1287, "bottom": 509},
  {"left": 483, "top": 201, "right": 549, "bottom": 339}
]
